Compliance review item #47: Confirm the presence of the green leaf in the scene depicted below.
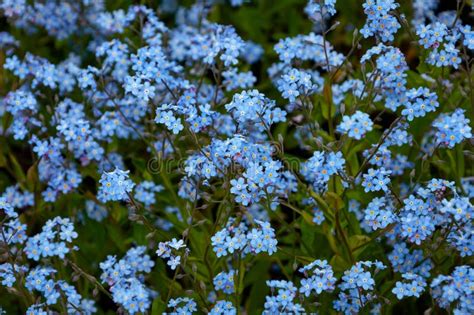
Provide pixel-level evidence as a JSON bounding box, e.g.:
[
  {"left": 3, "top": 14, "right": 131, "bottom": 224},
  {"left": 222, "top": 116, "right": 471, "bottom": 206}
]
[
  {"left": 321, "top": 81, "right": 336, "bottom": 120},
  {"left": 308, "top": 190, "right": 335, "bottom": 223},
  {"left": 26, "top": 160, "right": 40, "bottom": 191},
  {"left": 0, "top": 150, "right": 6, "bottom": 168},
  {"left": 8, "top": 153, "right": 26, "bottom": 183},
  {"left": 246, "top": 271, "right": 268, "bottom": 313},
  {"left": 456, "top": 145, "right": 465, "bottom": 179},
  {"left": 348, "top": 235, "right": 371, "bottom": 259},
  {"left": 238, "top": 258, "right": 246, "bottom": 295},
  {"left": 301, "top": 219, "right": 316, "bottom": 254},
  {"left": 110, "top": 204, "right": 127, "bottom": 222},
  {"left": 131, "top": 225, "right": 147, "bottom": 245},
  {"left": 300, "top": 210, "right": 315, "bottom": 226},
  {"left": 324, "top": 227, "right": 341, "bottom": 256},
  {"left": 151, "top": 298, "right": 167, "bottom": 315},
  {"left": 106, "top": 224, "right": 127, "bottom": 252},
  {"left": 325, "top": 192, "right": 344, "bottom": 211},
  {"left": 330, "top": 254, "right": 350, "bottom": 272}
]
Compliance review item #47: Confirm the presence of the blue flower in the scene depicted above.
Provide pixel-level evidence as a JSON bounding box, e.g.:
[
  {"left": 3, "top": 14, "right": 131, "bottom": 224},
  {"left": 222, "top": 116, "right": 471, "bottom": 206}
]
[
  {"left": 361, "top": 0, "right": 400, "bottom": 42},
  {"left": 25, "top": 217, "right": 77, "bottom": 261},
  {"left": 301, "top": 151, "right": 346, "bottom": 192},
  {"left": 433, "top": 109, "right": 472, "bottom": 148},
  {"left": 98, "top": 168, "right": 135, "bottom": 202},
  {"left": 362, "top": 168, "right": 391, "bottom": 192},
  {"left": 156, "top": 238, "right": 187, "bottom": 270},
  {"left": 134, "top": 181, "right": 163, "bottom": 207},
  {"left": 100, "top": 246, "right": 155, "bottom": 314},
  {"left": 167, "top": 297, "right": 197, "bottom": 314},
  {"left": 213, "top": 270, "right": 235, "bottom": 294},
  {"left": 337, "top": 111, "right": 373, "bottom": 140},
  {"left": 210, "top": 300, "right": 236, "bottom": 315},
  {"left": 305, "top": 0, "right": 337, "bottom": 20}
]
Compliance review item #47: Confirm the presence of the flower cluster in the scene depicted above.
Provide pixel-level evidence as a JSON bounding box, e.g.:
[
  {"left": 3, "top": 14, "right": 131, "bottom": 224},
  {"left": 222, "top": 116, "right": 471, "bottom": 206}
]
[
  {"left": 84, "top": 201, "right": 108, "bottom": 222},
  {"left": 183, "top": 136, "right": 296, "bottom": 207},
  {"left": 225, "top": 90, "right": 286, "bottom": 132},
  {"left": 213, "top": 270, "right": 235, "bottom": 294},
  {"left": 0, "top": 196, "right": 16, "bottom": 218},
  {"left": 0, "top": 205, "right": 95, "bottom": 314},
  {"left": 337, "top": 111, "right": 373, "bottom": 140},
  {"left": 392, "top": 273, "right": 427, "bottom": 299},
  {"left": 1, "top": 185, "right": 34, "bottom": 210},
  {"left": 134, "top": 181, "right": 163, "bottom": 207},
  {"left": 395, "top": 179, "right": 473, "bottom": 248},
  {"left": 276, "top": 68, "right": 321, "bottom": 103},
  {"left": 167, "top": 297, "right": 197, "bottom": 314},
  {"left": 361, "top": 0, "right": 400, "bottom": 42},
  {"left": 273, "top": 32, "right": 343, "bottom": 68},
  {"left": 362, "top": 121, "right": 414, "bottom": 176},
  {"left": 25, "top": 267, "right": 96, "bottom": 314},
  {"left": 98, "top": 168, "right": 135, "bottom": 202},
  {"left": 360, "top": 44, "right": 422, "bottom": 115},
  {"left": 299, "top": 260, "right": 336, "bottom": 297},
  {"left": 30, "top": 135, "right": 83, "bottom": 203},
  {"left": 431, "top": 266, "right": 474, "bottom": 314},
  {"left": 361, "top": 167, "right": 392, "bottom": 192},
  {"left": 416, "top": 22, "right": 463, "bottom": 68},
  {"left": 24, "top": 217, "right": 78, "bottom": 261},
  {"left": 209, "top": 300, "right": 236, "bottom": 315},
  {"left": 156, "top": 238, "right": 188, "bottom": 270},
  {"left": 100, "top": 246, "right": 155, "bottom": 314},
  {"left": 401, "top": 87, "right": 439, "bottom": 121},
  {"left": 305, "top": 0, "right": 337, "bottom": 20},
  {"left": 301, "top": 151, "right": 345, "bottom": 192},
  {"left": 0, "top": 263, "right": 26, "bottom": 287},
  {"left": 432, "top": 109, "right": 472, "bottom": 148},
  {"left": 0, "top": 213, "right": 27, "bottom": 246},
  {"left": 334, "top": 261, "right": 386, "bottom": 314},
  {"left": 363, "top": 196, "right": 396, "bottom": 230},
  {"left": 388, "top": 242, "right": 432, "bottom": 277},
  {"left": 211, "top": 218, "right": 277, "bottom": 257},
  {"left": 264, "top": 280, "right": 304, "bottom": 313}
]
